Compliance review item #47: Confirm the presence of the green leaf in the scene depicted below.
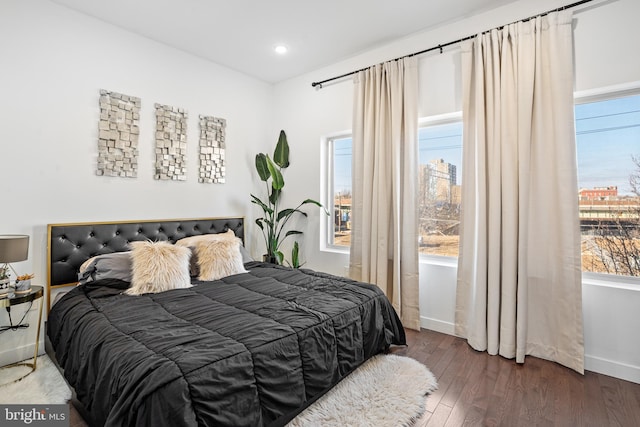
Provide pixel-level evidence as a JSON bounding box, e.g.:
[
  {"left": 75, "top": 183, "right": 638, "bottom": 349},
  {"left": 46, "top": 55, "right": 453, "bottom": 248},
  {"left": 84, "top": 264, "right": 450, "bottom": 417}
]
[
  {"left": 273, "top": 130, "right": 290, "bottom": 168},
  {"left": 266, "top": 156, "right": 284, "bottom": 190},
  {"left": 275, "top": 250, "right": 285, "bottom": 265},
  {"left": 285, "top": 230, "right": 303, "bottom": 238},
  {"left": 276, "top": 208, "right": 296, "bottom": 221},
  {"left": 301, "top": 198, "right": 330, "bottom": 216},
  {"left": 269, "top": 188, "right": 281, "bottom": 206},
  {"left": 255, "top": 218, "right": 264, "bottom": 230},
  {"left": 255, "top": 153, "right": 270, "bottom": 181},
  {"left": 251, "top": 194, "right": 273, "bottom": 214},
  {"left": 291, "top": 241, "right": 300, "bottom": 268}
]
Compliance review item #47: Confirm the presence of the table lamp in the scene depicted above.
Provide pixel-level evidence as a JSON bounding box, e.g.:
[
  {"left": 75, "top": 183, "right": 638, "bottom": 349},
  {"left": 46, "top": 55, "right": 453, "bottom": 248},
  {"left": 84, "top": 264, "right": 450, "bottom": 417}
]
[{"left": 0, "top": 235, "right": 29, "bottom": 281}]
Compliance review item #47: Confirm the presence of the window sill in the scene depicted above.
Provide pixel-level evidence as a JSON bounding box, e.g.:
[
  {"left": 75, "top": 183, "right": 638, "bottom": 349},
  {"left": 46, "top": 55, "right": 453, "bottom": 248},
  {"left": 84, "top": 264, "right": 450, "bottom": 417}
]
[
  {"left": 582, "top": 272, "right": 640, "bottom": 291},
  {"left": 419, "top": 254, "right": 458, "bottom": 267},
  {"left": 320, "top": 245, "right": 350, "bottom": 256}
]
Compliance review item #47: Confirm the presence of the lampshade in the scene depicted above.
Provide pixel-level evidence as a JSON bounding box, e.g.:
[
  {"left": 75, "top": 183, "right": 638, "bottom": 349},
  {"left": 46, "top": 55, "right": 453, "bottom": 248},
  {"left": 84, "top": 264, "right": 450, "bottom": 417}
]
[{"left": 0, "top": 235, "right": 29, "bottom": 263}]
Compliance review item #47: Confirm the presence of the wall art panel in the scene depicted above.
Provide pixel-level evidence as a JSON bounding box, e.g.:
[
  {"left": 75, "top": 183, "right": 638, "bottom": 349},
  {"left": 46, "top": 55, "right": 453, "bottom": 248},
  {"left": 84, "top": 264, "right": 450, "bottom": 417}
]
[
  {"left": 198, "top": 115, "right": 226, "bottom": 183},
  {"left": 154, "top": 103, "right": 187, "bottom": 181},
  {"left": 97, "top": 89, "right": 140, "bottom": 177}
]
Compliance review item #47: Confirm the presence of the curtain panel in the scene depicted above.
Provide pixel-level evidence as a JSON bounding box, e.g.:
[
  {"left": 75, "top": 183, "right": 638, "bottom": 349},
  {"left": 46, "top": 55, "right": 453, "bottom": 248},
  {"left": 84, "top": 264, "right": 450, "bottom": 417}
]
[
  {"left": 349, "top": 57, "right": 420, "bottom": 330},
  {"left": 455, "top": 11, "right": 584, "bottom": 373}
]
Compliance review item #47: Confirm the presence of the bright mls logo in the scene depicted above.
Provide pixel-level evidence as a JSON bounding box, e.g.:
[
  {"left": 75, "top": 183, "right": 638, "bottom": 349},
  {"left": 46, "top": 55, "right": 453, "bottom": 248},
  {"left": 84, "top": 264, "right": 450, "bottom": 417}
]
[{"left": 2, "top": 405, "right": 68, "bottom": 426}]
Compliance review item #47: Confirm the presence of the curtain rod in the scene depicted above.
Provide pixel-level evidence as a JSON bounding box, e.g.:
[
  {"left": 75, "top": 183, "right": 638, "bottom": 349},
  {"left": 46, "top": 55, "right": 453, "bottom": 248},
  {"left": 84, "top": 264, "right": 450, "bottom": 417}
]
[{"left": 311, "top": 0, "right": 595, "bottom": 89}]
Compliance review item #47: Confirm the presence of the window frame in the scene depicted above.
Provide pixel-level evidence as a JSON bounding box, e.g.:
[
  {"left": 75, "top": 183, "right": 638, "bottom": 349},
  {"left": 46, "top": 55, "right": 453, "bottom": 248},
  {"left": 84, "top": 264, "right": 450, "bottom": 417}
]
[
  {"left": 319, "top": 82, "right": 640, "bottom": 281},
  {"left": 575, "top": 81, "right": 640, "bottom": 283},
  {"left": 321, "top": 131, "right": 352, "bottom": 254},
  {"left": 418, "top": 112, "right": 463, "bottom": 265}
]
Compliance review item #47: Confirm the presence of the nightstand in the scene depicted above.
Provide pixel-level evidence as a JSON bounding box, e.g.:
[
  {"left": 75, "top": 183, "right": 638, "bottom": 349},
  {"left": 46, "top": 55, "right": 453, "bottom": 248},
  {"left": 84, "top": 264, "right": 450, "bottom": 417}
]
[{"left": 0, "top": 285, "right": 44, "bottom": 383}]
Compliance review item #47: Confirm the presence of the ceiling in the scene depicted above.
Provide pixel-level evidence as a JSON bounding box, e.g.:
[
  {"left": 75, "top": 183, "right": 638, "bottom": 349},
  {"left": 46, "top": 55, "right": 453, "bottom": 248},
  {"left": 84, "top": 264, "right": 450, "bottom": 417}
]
[{"left": 51, "top": 0, "right": 521, "bottom": 84}]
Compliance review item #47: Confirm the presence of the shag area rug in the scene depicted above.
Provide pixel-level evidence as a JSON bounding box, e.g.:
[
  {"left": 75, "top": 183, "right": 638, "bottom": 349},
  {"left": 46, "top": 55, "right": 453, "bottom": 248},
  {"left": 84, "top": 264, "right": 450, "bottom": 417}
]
[
  {"left": 0, "top": 354, "right": 437, "bottom": 427},
  {"left": 0, "top": 355, "right": 71, "bottom": 404},
  {"left": 287, "top": 354, "right": 438, "bottom": 427}
]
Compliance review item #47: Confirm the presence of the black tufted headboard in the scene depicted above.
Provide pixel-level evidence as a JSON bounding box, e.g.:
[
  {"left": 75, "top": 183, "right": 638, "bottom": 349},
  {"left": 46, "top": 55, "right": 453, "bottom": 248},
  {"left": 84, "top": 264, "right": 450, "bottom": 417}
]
[{"left": 47, "top": 217, "right": 244, "bottom": 307}]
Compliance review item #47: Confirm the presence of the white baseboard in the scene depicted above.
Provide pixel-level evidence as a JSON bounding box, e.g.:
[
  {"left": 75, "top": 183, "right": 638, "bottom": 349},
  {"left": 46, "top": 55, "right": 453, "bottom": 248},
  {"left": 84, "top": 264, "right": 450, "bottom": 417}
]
[
  {"left": 420, "top": 316, "right": 456, "bottom": 336},
  {"left": 418, "top": 316, "right": 640, "bottom": 385},
  {"left": 585, "top": 354, "right": 640, "bottom": 384}
]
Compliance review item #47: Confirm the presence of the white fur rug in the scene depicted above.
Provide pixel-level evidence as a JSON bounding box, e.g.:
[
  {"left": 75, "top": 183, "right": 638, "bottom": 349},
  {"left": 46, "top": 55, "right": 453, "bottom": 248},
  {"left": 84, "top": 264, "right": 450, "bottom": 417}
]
[
  {"left": 0, "top": 355, "right": 71, "bottom": 404},
  {"left": 0, "top": 353, "right": 437, "bottom": 426},
  {"left": 287, "top": 354, "right": 438, "bottom": 427}
]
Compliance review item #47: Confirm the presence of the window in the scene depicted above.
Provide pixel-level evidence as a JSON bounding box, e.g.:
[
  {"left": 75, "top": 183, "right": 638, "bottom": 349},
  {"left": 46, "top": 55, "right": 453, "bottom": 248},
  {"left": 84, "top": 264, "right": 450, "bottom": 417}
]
[
  {"left": 327, "top": 135, "right": 352, "bottom": 248},
  {"left": 325, "top": 115, "right": 463, "bottom": 257},
  {"left": 576, "top": 92, "right": 640, "bottom": 277},
  {"left": 418, "top": 118, "right": 463, "bottom": 258}
]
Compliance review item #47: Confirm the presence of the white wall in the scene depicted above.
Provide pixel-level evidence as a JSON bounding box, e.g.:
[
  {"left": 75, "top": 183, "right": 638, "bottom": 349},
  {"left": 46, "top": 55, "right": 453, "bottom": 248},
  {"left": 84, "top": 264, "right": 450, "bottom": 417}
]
[
  {"left": 274, "top": 0, "right": 640, "bottom": 383},
  {"left": 0, "top": 0, "right": 273, "bottom": 364}
]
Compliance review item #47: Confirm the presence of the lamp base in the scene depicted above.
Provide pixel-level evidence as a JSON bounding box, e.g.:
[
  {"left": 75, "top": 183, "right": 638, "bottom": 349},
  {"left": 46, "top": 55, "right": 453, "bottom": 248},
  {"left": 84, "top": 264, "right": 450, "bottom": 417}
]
[{"left": 0, "top": 279, "right": 10, "bottom": 296}]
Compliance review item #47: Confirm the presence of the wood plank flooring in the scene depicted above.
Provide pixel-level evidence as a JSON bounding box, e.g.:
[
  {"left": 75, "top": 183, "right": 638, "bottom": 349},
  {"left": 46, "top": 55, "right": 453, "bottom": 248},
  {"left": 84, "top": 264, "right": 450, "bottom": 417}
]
[
  {"left": 390, "top": 328, "right": 640, "bottom": 427},
  {"left": 69, "top": 328, "right": 640, "bottom": 426}
]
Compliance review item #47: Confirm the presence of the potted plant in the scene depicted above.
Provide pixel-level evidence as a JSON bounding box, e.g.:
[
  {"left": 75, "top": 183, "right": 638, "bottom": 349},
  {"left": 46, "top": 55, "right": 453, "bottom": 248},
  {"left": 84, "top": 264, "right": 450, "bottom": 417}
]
[
  {"left": 14, "top": 273, "right": 34, "bottom": 293},
  {"left": 251, "top": 130, "right": 327, "bottom": 265}
]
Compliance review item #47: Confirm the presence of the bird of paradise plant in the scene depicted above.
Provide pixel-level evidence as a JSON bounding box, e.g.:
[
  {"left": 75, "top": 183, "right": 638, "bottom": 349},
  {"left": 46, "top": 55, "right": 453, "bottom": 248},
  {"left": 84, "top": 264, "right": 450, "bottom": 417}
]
[{"left": 251, "top": 130, "right": 327, "bottom": 265}]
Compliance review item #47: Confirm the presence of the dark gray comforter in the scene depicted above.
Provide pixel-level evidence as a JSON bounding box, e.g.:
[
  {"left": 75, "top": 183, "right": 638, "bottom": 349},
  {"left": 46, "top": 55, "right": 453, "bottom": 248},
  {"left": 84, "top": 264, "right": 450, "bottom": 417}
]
[{"left": 47, "top": 262, "right": 406, "bottom": 427}]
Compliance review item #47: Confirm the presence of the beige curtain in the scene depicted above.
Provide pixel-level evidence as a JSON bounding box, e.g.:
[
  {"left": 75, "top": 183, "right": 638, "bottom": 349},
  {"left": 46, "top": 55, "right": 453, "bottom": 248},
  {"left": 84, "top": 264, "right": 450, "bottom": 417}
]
[
  {"left": 455, "top": 11, "right": 584, "bottom": 373},
  {"left": 350, "top": 57, "right": 420, "bottom": 330}
]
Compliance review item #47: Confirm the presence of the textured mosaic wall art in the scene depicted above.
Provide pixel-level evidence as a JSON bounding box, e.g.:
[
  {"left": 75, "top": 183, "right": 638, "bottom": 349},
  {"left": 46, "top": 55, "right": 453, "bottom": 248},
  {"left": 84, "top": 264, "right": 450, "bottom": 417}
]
[
  {"left": 154, "top": 103, "right": 187, "bottom": 181},
  {"left": 97, "top": 90, "right": 140, "bottom": 177},
  {"left": 198, "top": 115, "right": 226, "bottom": 183}
]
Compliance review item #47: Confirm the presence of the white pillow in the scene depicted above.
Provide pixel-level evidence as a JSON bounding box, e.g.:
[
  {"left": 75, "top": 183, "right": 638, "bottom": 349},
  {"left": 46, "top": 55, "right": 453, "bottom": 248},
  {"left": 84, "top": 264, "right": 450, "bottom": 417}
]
[
  {"left": 125, "top": 241, "right": 192, "bottom": 295},
  {"left": 194, "top": 238, "right": 248, "bottom": 281}
]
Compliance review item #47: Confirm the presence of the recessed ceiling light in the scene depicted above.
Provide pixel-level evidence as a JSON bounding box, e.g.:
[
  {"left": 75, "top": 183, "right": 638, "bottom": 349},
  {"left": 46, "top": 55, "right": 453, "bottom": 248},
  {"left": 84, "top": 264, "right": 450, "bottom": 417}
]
[{"left": 274, "top": 45, "right": 288, "bottom": 55}]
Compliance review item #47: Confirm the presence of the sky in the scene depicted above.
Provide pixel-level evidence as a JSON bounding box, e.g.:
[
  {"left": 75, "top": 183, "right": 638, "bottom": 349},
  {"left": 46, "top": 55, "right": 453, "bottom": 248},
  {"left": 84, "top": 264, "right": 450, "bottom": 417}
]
[
  {"left": 334, "top": 94, "right": 640, "bottom": 196},
  {"left": 575, "top": 94, "right": 640, "bottom": 196}
]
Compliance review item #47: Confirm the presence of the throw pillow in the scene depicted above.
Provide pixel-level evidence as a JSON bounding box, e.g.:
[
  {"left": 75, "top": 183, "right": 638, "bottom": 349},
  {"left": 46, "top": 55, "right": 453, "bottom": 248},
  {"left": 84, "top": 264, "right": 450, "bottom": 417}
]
[
  {"left": 194, "top": 238, "right": 248, "bottom": 281},
  {"left": 125, "top": 241, "right": 191, "bottom": 295},
  {"left": 78, "top": 251, "right": 133, "bottom": 284},
  {"left": 175, "top": 230, "right": 246, "bottom": 276}
]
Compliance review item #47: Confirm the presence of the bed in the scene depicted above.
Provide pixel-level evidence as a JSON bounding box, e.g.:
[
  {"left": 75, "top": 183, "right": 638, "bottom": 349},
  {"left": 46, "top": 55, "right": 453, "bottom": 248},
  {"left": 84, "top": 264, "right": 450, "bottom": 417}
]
[{"left": 45, "top": 217, "right": 406, "bottom": 427}]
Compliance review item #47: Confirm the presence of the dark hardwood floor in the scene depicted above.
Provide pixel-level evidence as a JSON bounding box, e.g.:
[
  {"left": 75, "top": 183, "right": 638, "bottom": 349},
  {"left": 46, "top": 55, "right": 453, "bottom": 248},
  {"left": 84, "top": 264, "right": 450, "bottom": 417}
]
[
  {"left": 391, "top": 328, "right": 640, "bottom": 427},
  {"left": 69, "top": 328, "right": 640, "bottom": 426}
]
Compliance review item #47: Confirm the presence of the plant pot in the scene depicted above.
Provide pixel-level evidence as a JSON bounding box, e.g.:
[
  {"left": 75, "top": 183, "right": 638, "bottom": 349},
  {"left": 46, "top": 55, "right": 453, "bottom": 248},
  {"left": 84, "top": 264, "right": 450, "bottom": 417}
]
[
  {"left": 262, "top": 254, "right": 279, "bottom": 264},
  {"left": 14, "top": 279, "right": 31, "bottom": 293}
]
